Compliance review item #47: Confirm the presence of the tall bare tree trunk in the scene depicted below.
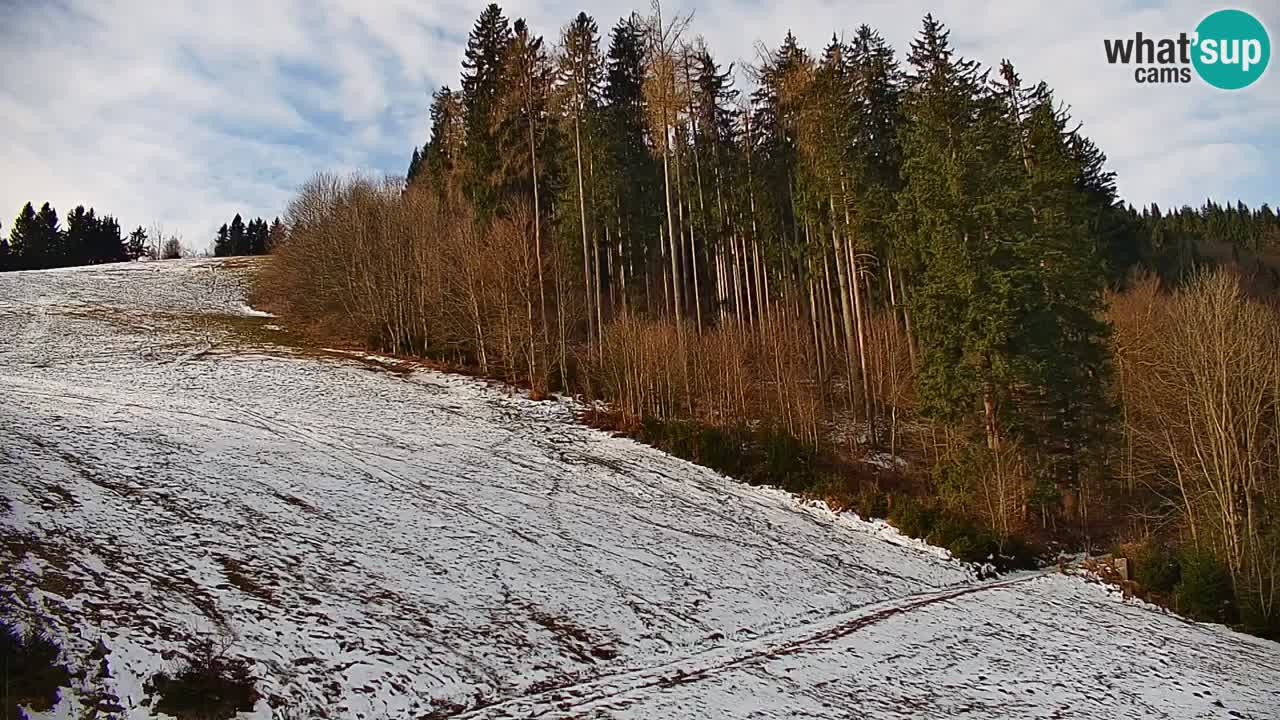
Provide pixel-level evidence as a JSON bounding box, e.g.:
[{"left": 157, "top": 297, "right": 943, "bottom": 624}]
[
  {"left": 525, "top": 77, "right": 548, "bottom": 386},
  {"left": 829, "top": 196, "right": 860, "bottom": 419},
  {"left": 573, "top": 111, "right": 594, "bottom": 360},
  {"left": 841, "top": 182, "right": 872, "bottom": 426}
]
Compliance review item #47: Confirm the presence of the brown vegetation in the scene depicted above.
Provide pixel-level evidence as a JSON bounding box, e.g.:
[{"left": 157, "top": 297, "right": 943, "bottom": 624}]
[{"left": 1110, "top": 271, "right": 1280, "bottom": 634}]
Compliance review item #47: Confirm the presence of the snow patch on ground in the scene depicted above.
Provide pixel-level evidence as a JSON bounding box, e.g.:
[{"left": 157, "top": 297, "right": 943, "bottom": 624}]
[
  {"left": 864, "top": 450, "right": 908, "bottom": 470},
  {"left": 238, "top": 303, "right": 275, "bottom": 317},
  {"left": 2, "top": 260, "right": 1278, "bottom": 719}
]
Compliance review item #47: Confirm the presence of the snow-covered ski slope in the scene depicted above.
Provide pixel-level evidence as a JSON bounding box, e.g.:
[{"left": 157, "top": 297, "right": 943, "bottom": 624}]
[{"left": 1, "top": 259, "right": 1277, "bottom": 719}]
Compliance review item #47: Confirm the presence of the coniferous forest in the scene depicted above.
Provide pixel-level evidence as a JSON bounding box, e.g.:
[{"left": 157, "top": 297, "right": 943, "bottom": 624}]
[
  {"left": 257, "top": 6, "right": 1279, "bottom": 637},
  {"left": 213, "top": 214, "right": 284, "bottom": 258},
  {"left": 0, "top": 201, "right": 146, "bottom": 271}
]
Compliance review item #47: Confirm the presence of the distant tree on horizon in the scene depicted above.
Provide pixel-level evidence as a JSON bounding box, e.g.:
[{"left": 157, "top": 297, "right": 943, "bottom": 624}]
[
  {"left": 161, "top": 234, "right": 183, "bottom": 260},
  {"left": 128, "top": 226, "right": 149, "bottom": 260},
  {"left": 229, "top": 214, "right": 247, "bottom": 256}
]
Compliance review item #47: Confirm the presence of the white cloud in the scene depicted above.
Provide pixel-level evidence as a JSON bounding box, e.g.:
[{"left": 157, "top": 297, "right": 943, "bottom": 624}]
[{"left": 1, "top": 1, "right": 1276, "bottom": 253}]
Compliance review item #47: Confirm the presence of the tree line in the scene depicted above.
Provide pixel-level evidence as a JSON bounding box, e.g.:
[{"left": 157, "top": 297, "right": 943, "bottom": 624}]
[
  {"left": 0, "top": 201, "right": 206, "bottom": 271},
  {"left": 258, "top": 4, "right": 1279, "bottom": 636},
  {"left": 214, "top": 214, "right": 283, "bottom": 257},
  {"left": 1, "top": 201, "right": 139, "bottom": 271},
  {"left": 1122, "top": 201, "right": 1280, "bottom": 284}
]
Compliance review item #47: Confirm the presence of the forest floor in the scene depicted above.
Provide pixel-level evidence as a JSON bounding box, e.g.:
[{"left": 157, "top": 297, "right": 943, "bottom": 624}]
[{"left": 2, "top": 258, "right": 1278, "bottom": 719}]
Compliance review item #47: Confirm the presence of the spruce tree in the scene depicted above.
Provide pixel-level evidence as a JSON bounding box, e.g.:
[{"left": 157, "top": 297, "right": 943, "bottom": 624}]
[
  {"left": 33, "top": 202, "right": 61, "bottom": 269},
  {"left": 993, "top": 61, "right": 1113, "bottom": 491},
  {"left": 421, "top": 87, "right": 465, "bottom": 202},
  {"left": 214, "top": 223, "right": 230, "bottom": 257},
  {"left": 0, "top": 221, "right": 8, "bottom": 271},
  {"left": 558, "top": 11, "right": 604, "bottom": 348},
  {"left": 8, "top": 202, "right": 38, "bottom": 268},
  {"left": 460, "top": 3, "right": 512, "bottom": 217},
  {"left": 897, "top": 15, "right": 1024, "bottom": 451},
  {"left": 493, "top": 17, "right": 553, "bottom": 204},
  {"left": 268, "top": 218, "right": 286, "bottom": 252},
  {"left": 406, "top": 147, "right": 423, "bottom": 185},
  {"left": 95, "top": 214, "right": 124, "bottom": 263},
  {"left": 601, "top": 14, "right": 658, "bottom": 310},
  {"left": 229, "top": 214, "right": 247, "bottom": 256},
  {"left": 251, "top": 218, "right": 269, "bottom": 255},
  {"left": 847, "top": 25, "right": 905, "bottom": 257},
  {"left": 128, "top": 226, "right": 149, "bottom": 260},
  {"left": 65, "top": 205, "right": 93, "bottom": 266}
]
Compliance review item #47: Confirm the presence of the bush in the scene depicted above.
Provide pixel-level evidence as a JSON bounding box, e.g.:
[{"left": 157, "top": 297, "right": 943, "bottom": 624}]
[
  {"left": 888, "top": 496, "right": 937, "bottom": 540},
  {"left": 929, "top": 515, "right": 999, "bottom": 563},
  {"left": 1, "top": 620, "right": 71, "bottom": 719},
  {"left": 1239, "top": 591, "right": 1280, "bottom": 640},
  {"left": 932, "top": 447, "right": 982, "bottom": 512},
  {"left": 695, "top": 425, "right": 745, "bottom": 476},
  {"left": 761, "top": 429, "right": 816, "bottom": 492},
  {"left": 1133, "top": 541, "right": 1181, "bottom": 594},
  {"left": 1175, "top": 548, "right": 1236, "bottom": 624},
  {"left": 144, "top": 637, "right": 260, "bottom": 720},
  {"left": 855, "top": 486, "right": 890, "bottom": 519}
]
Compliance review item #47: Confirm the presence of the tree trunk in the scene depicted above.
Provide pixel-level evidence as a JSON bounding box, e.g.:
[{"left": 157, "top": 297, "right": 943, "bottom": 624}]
[{"left": 573, "top": 111, "right": 594, "bottom": 359}]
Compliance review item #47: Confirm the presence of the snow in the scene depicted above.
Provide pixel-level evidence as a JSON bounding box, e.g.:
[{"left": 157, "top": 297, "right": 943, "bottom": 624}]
[
  {"left": 238, "top": 303, "right": 275, "bottom": 318},
  {"left": 865, "top": 450, "right": 908, "bottom": 471},
  {"left": 2, "top": 259, "right": 1278, "bottom": 719}
]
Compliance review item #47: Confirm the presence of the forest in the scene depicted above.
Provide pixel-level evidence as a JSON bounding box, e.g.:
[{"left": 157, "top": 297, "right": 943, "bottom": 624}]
[
  {"left": 0, "top": 201, "right": 148, "bottom": 270},
  {"left": 213, "top": 214, "right": 284, "bottom": 258},
  {"left": 0, "top": 204, "right": 284, "bottom": 270},
  {"left": 255, "top": 4, "right": 1279, "bottom": 637}
]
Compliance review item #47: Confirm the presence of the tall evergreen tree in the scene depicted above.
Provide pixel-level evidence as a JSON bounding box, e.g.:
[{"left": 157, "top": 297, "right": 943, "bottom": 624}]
[
  {"left": 897, "top": 15, "right": 1024, "bottom": 452},
  {"left": 847, "top": 25, "right": 905, "bottom": 260},
  {"left": 406, "top": 147, "right": 424, "bottom": 185},
  {"left": 32, "top": 202, "right": 61, "bottom": 268},
  {"left": 229, "top": 214, "right": 247, "bottom": 256},
  {"left": 128, "top": 226, "right": 149, "bottom": 260},
  {"left": 420, "top": 86, "right": 466, "bottom": 202},
  {"left": 214, "top": 224, "right": 231, "bottom": 257},
  {"left": 93, "top": 213, "right": 124, "bottom": 263},
  {"left": 8, "top": 202, "right": 38, "bottom": 267},
  {"left": 268, "top": 217, "right": 286, "bottom": 252},
  {"left": 601, "top": 14, "right": 658, "bottom": 312},
  {"left": 992, "top": 60, "right": 1113, "bottom": 490},
  {"left": 460, "top": 4, "right": 513, "bottom": 217},
  {"left": 251, "top": 218, "right": 269, "bottom": 255},
  {"left": 558, "top": 11, "right": 604, "bottom": 349},
  {"left": 64, "top": 205, "right": 95, "bottom": 266}
]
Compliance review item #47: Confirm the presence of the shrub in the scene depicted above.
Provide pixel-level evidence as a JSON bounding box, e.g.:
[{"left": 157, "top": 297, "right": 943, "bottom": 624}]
[
  {"left": 855, "top": 485, "right": 890, "bottom": 519},
  {"left": 888, "top": 496, "right": 937, "bottom": 540},
  {"left": 1133, "top": 541, "right": 1181, "bottom": 594},
  {"left": 144, "top": 637, "right": 260, "bottom": 720},
  {"left": 1175, "top": 548, "right": 1236, "bottom": 624},
  {"left": 761, "top": 429, "right": 816, "bottom": 492},
  {"left": 1, "top": 620, "right": 71, "bottom": 719},
  {"left": 931, "top": 447, "right": 984, "bottom": 513},
  {"left": 695, "top": 425, "right": 743, "bottom": 476},
  {"left": 929, "top": 515, "right": 999, "bottom": 563},
  {"left": 1239, "top": 592, "right": 1280, "bottom": 640}
]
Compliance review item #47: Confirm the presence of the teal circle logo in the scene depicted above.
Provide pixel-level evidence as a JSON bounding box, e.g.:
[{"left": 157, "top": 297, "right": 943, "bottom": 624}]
[{"left": 1192, "top": 9, "right": 1270, "bottom": 90}]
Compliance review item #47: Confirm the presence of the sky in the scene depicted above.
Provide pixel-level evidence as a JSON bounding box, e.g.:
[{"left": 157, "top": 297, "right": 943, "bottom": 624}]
[{"left": 1, "top": 1, "right": 1276, "bottom": 253}]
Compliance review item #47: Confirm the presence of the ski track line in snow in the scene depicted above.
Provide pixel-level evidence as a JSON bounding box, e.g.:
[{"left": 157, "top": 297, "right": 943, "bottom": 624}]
[{"left": 454, "top": 572, "right": 1047, "bottom": 719}]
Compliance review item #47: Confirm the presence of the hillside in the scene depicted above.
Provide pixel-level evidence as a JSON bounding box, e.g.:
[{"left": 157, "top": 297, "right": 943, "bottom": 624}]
[{"left": 2, "top": 258, "right": 1278, "bottom": 718}]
